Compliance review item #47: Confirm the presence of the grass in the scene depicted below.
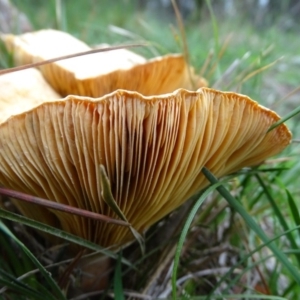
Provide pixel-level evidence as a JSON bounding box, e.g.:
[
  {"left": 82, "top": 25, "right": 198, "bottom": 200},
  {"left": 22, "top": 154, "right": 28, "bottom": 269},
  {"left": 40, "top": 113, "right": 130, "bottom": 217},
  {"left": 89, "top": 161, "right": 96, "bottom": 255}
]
[{"left": 1, "top": 0, "right": 300, "bottom": 299}]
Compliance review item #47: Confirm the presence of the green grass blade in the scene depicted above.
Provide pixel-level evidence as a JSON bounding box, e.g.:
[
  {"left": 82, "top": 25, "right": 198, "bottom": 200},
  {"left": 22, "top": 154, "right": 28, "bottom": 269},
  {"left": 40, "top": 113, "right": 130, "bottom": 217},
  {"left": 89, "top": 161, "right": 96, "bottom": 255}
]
[
  {"left": 0, "top": 231, "right": 28, "bottom": 275},
  {"left": 0, "top": 270, "right": 45, "bottom": 299},
  {"left": 202, "top": 167, "right": 300, "bottom": 285},
  {"left": 0, "top": 40, "right": 14, "bottom": 69},
  {"left": 268, "top": 105, "right": 300, "bottom": 132},
  {"left": 186, "top": 295, "right": 288, "bottom": 299},
  {"left": 209, "top": 225, "right": 300, "bottom": 296},
  {"left": 0, "top": 221, "right": 66, "bottom": 300},
  {"left": 255, "top": 174, "right": 300, "bottom": 266},
  {"left": 55, "top": 0, "right": 67, "bottom": 31},
  {"left": 205, "top": 0, "right": 219, "bottom": 53},
  {"left": 0, "top": 208, "right": 134, "bottom": 269},
  {"left": 171, "top": 178, "right": 231, "bottom": 299},
  {"left": 249, "top": 169, "right": 283, "bottom": 210},
  {"left": 286, "top": 189, "right": 300, "bottom": 237},
  {"left": 282, "top": 281, "right": 297, "bottom": 297},
  {"left": 113, "top": 252, "right": 125, "bottom": 300}
]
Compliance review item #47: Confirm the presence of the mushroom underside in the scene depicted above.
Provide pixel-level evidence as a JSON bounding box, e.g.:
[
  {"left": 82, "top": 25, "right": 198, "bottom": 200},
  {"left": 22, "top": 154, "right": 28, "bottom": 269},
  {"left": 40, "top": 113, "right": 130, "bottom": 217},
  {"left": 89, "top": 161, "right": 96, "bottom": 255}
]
[{"left": 0, "top": 88, "right": 291, "bottom": 248}]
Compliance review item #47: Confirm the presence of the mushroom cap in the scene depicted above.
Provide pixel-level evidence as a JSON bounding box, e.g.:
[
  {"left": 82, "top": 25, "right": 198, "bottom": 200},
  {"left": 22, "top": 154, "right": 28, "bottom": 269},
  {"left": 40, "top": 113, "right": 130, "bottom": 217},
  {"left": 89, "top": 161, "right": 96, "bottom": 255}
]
[
  {"left": 0, "top": 87, "right": 291, "bottom": 248},
  {"left": 0, "top": 68, "right": 61, "bottom": 123},
  {"left": 2, "top": 29, "right": 207, "bottom": 98}
]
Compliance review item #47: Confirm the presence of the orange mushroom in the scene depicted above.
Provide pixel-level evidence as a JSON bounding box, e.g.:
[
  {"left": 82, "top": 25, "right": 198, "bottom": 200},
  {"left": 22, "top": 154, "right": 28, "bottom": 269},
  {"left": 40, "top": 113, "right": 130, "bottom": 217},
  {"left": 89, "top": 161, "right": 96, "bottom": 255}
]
[
  {"left": 0, "top": 87, "right": 291, "bottom": 249},
  {"left": 2, "top": 29, "right": 207, "bottom": 98},
  {"left": 0, "top": 68, "right": 61, "bottom": 123}
]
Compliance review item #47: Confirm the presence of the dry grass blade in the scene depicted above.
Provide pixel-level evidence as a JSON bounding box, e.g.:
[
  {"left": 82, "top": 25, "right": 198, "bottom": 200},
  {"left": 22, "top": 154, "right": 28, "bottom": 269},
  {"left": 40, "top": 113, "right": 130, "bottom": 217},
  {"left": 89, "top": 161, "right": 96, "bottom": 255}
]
[
  {"left": 0, "top": 187, "right": 130, "bottom": 227},
  {"left": 237, "top": 57, "right": 283, "bottom": 89},
  {"left": 0, "top": 43, "right": 147, "bottom": 75},
  {"left": 273, "top": 84, "right": 300, "bottom": 108},
  {"left": 171, "top": 0, "right": 196, "bottom": 89},
  {"left": 199, "top": 49, "right": 214, "bottom": 78},
  {"left": 206, "top": 35, "right": 232, "bottom": 80}
]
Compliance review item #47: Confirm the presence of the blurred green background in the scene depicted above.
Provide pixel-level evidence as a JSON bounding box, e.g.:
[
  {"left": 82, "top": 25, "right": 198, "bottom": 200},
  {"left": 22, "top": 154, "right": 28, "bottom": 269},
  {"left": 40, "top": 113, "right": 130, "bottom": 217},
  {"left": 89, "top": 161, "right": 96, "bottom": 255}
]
[{"left": 4, "top": 0, "right": 300, "bottom": 118}]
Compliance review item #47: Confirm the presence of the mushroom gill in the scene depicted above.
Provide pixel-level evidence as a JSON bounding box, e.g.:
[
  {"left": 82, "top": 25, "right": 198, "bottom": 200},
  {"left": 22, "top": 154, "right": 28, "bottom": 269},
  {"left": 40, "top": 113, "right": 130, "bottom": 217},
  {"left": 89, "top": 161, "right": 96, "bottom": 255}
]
[{"left": 0, "top": 87, "right": 291, "bottom": 248}]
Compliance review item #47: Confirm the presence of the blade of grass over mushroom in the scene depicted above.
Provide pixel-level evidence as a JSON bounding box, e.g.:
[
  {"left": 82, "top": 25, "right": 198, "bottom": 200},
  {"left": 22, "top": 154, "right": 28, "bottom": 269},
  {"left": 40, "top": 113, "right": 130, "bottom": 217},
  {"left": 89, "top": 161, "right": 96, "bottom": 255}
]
[
  {"left": 0, "top": 43, "right": 147, "bottom": 75},
  {"left": 202, "top": 167, "right": 300, "bottom": 285},
  {"left": 268, "top": 105, "right": 300, "bottom": 132},
  {"left": 99, "top": 165, "right": 145, "bottom": 254},
  {"left": 0, "top": 187, "right": 129, "bottom": 227},
  {"left": 0, "top": 221, "right": 66, "bottom": 300},
  {"left": 0, "top": 208, "right": 134, "bottom": 268},
  {"left": 255, "top": 174, "right": 300, "bottom": 266}
]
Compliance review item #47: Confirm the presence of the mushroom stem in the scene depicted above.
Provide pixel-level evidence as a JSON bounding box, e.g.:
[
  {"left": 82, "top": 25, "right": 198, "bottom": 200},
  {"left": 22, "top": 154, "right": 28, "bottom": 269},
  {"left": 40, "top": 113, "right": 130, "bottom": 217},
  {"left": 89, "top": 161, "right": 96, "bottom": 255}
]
[{"left": 71, "top": 254, "right": 112, "bottom": 294}]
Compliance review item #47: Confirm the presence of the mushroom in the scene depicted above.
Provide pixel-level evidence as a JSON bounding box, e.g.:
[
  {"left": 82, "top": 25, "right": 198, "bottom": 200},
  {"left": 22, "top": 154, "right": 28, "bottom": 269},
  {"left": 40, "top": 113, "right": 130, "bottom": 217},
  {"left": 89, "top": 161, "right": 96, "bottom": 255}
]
[
  {"left": 0, "top": 87, "right": 291, "bottom": 249},
  {"left": 0, "top": 68, "right": 61, "bottom": 123},
  {"left": 2, "top": 29, "right": 207, "bottom": 98}
]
